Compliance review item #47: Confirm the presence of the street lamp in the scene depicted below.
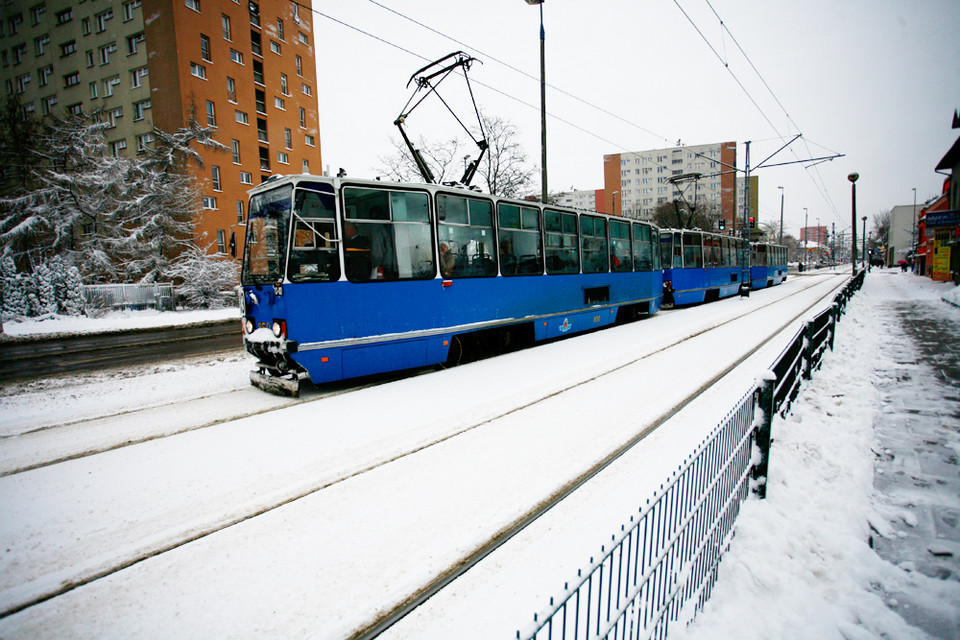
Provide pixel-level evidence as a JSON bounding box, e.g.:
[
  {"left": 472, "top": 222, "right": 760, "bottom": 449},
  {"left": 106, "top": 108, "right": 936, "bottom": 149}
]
[
  {"left": 912, "top": 187, "right": 917, "bottom": 271},
  {"left": 862, "top": 215, "right": 868, "bottom": 268},
  {"left": 848, "top": 172, "right": 859, "bottom": 276},
  {"left": 803, "top": 207, "right": 808, "bottom": 268},
  {"left": 525, "top": 0, "right": 548, "bottom": 204},
  {"left": 778, "top": 186, "right": 784, "bottom": 244}
]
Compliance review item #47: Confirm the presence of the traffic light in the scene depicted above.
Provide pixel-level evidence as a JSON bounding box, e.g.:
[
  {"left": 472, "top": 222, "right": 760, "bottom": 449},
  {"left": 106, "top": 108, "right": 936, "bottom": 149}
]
[
  {"left": 749, "top": 216, "right": 756, "bottom": 228},
  {"left": 718, "top": 219, "right": 726, "bottom": 231}
]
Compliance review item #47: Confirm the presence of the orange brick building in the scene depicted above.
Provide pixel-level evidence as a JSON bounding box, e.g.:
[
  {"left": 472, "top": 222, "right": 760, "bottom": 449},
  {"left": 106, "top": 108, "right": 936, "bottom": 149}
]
[{"left": 143, "top": 0, "right": 323, "bottom": 261}]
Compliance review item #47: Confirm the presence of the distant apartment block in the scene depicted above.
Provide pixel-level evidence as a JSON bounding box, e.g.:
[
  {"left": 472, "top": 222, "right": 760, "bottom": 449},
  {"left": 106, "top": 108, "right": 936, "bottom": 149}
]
[
  {"left": 603, "top": 141, "right": 737, "bottom": 225},
  {"left": 555, "top": 188, "right": 602, "bottom": 213},
  {"left": 0, "top": 0, "right": 322, "bottom": 263}
]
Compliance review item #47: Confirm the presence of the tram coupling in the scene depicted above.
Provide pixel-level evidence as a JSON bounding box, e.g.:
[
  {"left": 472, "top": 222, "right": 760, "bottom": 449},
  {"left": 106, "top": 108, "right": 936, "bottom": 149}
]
[{"left": 249, "top": 369, "right": 303, "bottom": 397}]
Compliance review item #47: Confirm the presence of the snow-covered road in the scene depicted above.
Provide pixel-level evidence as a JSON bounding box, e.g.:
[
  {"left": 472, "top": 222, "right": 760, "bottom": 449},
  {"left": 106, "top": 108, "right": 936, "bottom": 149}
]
[{"left": 0, "top": 273, "right": 848, "bottom": 638}]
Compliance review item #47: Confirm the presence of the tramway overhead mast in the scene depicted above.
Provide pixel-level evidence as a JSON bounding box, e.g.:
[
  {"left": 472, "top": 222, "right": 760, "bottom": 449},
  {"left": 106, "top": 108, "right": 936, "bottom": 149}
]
[{"left": 394, "top": 51, "right": 488, "bottom": 188}]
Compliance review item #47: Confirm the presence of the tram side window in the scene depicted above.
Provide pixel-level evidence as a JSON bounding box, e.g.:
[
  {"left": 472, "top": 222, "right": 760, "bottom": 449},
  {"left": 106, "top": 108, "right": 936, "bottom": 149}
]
[
  {"left": 498, "top": 203, "right": 543, "bottom": 276},
  {"left": 544, "top": 209, "right": 580, "bottom": 274},
  {"left": 633, "top": 223, "right": 654, "bottom": 271},
  {"left": 721, "top": 237, "right": 731, "bottom": 267},
  {"left": 660, "top": 233, "right": 673, "bottom": 269},
  {"left": 682, "top": 232, "right": 703, "bottom": 269},
  {"left": 288, "top": 187, "right": 340, "bottom": 282},
  {"left": 342, "top": 187, "right": 434, "bottom": 282},
  {"left": 581, "top": 215, "right": 608, "bottom": 273},
  {"left": 437, "top": 193, "right": 497, "bottom": 278},
  {"left": 609, "top": 220, "right": 632, "bottom": 272},
  {"left": 703, "top": 235, "right": 718, "bottom": 268}
]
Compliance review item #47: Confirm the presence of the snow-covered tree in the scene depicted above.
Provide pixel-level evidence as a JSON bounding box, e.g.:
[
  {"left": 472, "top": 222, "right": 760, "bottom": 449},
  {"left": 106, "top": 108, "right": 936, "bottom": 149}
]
[
  {"left": 1, "top": 255, "right": 26, "bottom": 319},
  {"left": 33, "top": 262, "right": 57, "bottom": 316},
  {"left": 61, "top": 265, "right": 85, "bottom": 316},
  {"left": 167, "top": 243, "right": 239, "bottom": 308},
  {"left": 110, "top": 114, "right": 227, "bottom": 284}
]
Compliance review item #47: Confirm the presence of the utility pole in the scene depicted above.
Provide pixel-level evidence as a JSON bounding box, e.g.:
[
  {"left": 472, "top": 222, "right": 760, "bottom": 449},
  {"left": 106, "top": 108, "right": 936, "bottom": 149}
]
[
  {"left": 848, "top": 173, "right": 859, "bottom": 276},
  {"left": 778, "top": 186, "right": 784, "bottom": 244}
]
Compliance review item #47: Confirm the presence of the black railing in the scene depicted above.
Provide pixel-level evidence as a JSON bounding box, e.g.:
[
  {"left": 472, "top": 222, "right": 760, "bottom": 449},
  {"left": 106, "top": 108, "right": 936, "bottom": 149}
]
[{"left": 519, "top": 270, "right": 866, "bottom": 639}]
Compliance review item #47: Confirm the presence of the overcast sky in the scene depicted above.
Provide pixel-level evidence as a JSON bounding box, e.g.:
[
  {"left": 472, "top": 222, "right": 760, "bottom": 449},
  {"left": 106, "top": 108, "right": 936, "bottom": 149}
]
[{"left": 309, "top": 0, "right": 959, "bottom": 238}]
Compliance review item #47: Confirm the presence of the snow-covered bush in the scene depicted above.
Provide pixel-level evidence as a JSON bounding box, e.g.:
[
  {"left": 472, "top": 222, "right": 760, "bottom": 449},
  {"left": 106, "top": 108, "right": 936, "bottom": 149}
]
[{"left": 167, "top": 245, "right": 239, "bottom": 309}]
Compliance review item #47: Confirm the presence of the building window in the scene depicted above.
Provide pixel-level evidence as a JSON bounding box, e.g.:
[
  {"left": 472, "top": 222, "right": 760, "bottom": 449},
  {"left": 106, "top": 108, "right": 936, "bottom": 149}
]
[
  {"left": 31, "top": 4, "right": 46, "bottom": 25},
  {"left": 259, "top": 146, "right": 270, "bottom": 172},
  {"left": 190, "top": 62, "right": 207, "bottom": 79},
  {"left": 231, "top": 139, "right": 241, "bottom": 163},
  {"left": 86, "top": 50, "right": 95, "bottom": 68},
  {"left": 200, "top": 34, "right": 211, "bottom": 61},
  {"left": 305, "top": 134, "right": 315, "bottom": 147},
  {"left": 298, "top": 31, "right": 308, "bottom": 45},
  {"left": 60, "top": 41, "right": 77, "bottom": 57},
  {"left": 239, "top": 171, "right": 252, "bottom": 184},
  {"left": 205, "top": 100, "right": 216, "bottom": 126},
  {"left": 99, "top": 42, "right": 117, "bottom": 65},
  {"left": 82, "top": 17, "right": 91, "bottom": 35},
  {"left": 221, "top": 14, "right": 231, "bottom": 40},
  {"left": 103, "top": 75, "right": 121, "bottom": 96},
  {"left": 137, "top": 132, "right": 154, "bottom": 152},
  {"left": 38, "top": 65, "right": 53, "bottom": 86},
  {"left": 236, "top": 200, "right": 244, "bottom": 223},
  {"left": 235, "top": 110, "right": 248, "bottom": 124},
  {"left": 301, "top": 83, "right": 311, "bottom": 96},
  {"left": 250, "top": 30, "right": 262, "bottom": 56},
  {"left": 131, "top": 66, "right": 148, "bottom": 88},
  {"left": 298, "top": 107, "right": 305, "bottom": 128},
  {"left": 203, "top": 196, "right": 218, "bottom": 210},
  {"left": 269, "top": 40, "right": 281, "bottom": 55},
  {"left": 186, "top": 0, "right": 200, "bottom": 13},
  {"left": 41, "top": 95, "right": 57, "bottom": 115},
  {"left": 295, "top": 54, "right": 302, "bottom": 77},
  {"left": 284, "top": 128, "right": 291, "bottom": 148},
  {"left": 277, "top": 18, "right": 284, "bottom": 40},
  {"left": 302, "top": 159, "right": 309, "bottom": 173},
  {"left": 277, "top": 151, "right": 289, "bottom": 165},
  {"left": 34, "top": 35, "right": 50, "bottom": 57},
  {"left": 133, "top": 100, "right": 150, "bottom": 120},
  {"left": 227, "top": 76, "right": 237, "bottom": 102},
  {"left": 106, "top": 107, "right": 123, "bottom": 128},
  {"left": 248, "top": 1, "right": 260, "bottom": 27},
  {"left": 67, "top": 103, "right": 82, "bottom": 116},
  {"left": 274, "top": 96, "right": 284, "bottom": 110},
  {"left": 111, "top": 139, "right": 128, "bottom": 156},
  {"left": 211, "top": 165, "right": 221, "bottom": 191},
  {"left": 56, "top": 9, "right": 72, "bottom": 24},
  {"left": 127, "top": 32, "right": 145, "bottom": 55},
  {"left": 123, "top": 1, "right": 142, "bottom": 22},
  {"left": 95, "top": 9, "right": 113, "bottom": 32},
  {"left": 229, "top": 49, "right": 243, "bottom": 64},
  {"left": 62, "top": 72, "right": 79, "bottom": 88},
  {"left": 89, "top": 81, "right": 98, "bottom": 98},
  {"left": 216, "top": 229, "right": 226, "bottom": 253},
  {"left": 280, "top": 73, "right": 288, "bottom": 95}
]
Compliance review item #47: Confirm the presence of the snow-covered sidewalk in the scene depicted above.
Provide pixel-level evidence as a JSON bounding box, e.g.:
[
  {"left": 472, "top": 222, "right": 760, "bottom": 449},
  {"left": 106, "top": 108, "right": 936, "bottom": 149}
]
[{"left": 675, "top": 270, "right": 960, "bottom": 640}]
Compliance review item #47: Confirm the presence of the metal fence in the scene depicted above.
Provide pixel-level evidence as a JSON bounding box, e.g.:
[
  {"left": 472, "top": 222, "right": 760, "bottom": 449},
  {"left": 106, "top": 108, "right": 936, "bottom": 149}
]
[
  {"left": 519, "top": 270, "right": 866, "bottom": 640},
  {"left": 83, "top": 283, "right": 176, "bottom": 311}
]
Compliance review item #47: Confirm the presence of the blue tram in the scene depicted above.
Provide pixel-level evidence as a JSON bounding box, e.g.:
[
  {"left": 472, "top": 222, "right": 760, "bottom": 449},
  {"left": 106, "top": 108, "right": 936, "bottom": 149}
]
[
  {"left": 750, "top": 242, "right": 788, "bottom": 289},
  {"left": 240, "top": 175, "right": 663, "bottom": 394},
  {"left": 658, "top": 229, "right": 750, "bottom": 306}
]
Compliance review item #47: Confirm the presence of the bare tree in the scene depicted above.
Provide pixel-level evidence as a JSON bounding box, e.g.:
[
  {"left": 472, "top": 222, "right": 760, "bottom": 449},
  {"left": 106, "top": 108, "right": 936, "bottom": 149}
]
[
  {"left": 375, "top": 113, "right": 535, "bottom": 198},
  {"left": 651, "top": 200, "right": 723, "bottom": 231}
]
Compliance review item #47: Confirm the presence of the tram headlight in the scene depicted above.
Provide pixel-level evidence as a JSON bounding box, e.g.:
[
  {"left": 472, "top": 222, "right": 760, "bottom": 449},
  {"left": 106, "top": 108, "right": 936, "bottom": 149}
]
[
  {"left": 244, "top": 318, "right": 254, "bottom": 334},
  {"left": 272, "top": 319, "right": 287, "bottom": 339}
]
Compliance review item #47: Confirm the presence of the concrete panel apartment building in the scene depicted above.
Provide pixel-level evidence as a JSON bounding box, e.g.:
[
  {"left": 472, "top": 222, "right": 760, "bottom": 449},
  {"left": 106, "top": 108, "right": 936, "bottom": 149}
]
[
  {"left": 603, "top": 141, "right": 738, "bottom": 228},
  {"left": 0, "top": 0, "right": 322, "bottom": 263}
]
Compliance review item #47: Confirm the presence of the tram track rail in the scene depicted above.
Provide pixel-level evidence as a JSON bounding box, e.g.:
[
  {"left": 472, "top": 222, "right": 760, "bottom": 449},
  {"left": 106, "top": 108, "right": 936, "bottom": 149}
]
[{"left": 0, "top": 275, "right": 847, "bottom": 627}]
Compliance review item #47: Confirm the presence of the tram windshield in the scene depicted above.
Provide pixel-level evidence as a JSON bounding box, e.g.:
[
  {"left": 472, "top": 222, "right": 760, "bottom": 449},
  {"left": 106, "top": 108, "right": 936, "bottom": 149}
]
[{"left": 242, "top": 184, "right": 292, "bottom": 285}]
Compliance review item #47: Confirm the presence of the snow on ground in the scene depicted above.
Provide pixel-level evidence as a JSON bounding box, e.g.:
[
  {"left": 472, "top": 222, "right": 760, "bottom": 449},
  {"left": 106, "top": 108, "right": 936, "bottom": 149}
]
[{"left": 0, "top": 306, "right": 238, "bottom": 338}]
